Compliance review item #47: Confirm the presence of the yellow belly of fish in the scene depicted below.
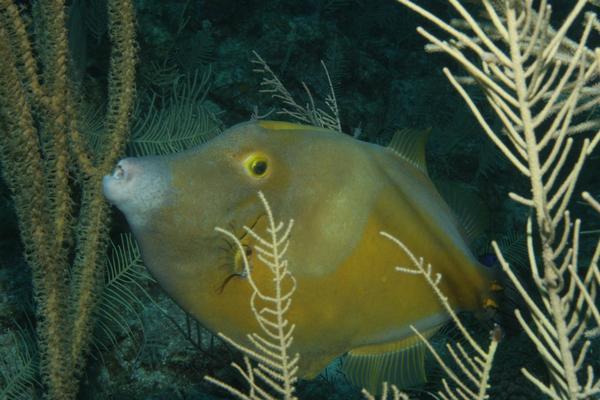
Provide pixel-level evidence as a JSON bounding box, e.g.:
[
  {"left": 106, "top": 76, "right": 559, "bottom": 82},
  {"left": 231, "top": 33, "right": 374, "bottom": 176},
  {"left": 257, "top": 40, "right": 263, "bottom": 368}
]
[{"left": 189, "top": 186, "right": 488, "bottom": 380}]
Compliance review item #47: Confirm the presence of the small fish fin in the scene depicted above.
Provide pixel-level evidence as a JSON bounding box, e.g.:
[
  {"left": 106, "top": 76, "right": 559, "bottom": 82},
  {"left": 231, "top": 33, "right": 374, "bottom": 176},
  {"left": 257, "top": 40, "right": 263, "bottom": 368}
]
[
  {"left": 342, "top": 327, "right": 438, "bottom": 394},
  {"left": 434, "top": 180, "right": 489, "bottom": 247},
  {"left": 387, "top": 128, "right": 431, "bottom": 176}
]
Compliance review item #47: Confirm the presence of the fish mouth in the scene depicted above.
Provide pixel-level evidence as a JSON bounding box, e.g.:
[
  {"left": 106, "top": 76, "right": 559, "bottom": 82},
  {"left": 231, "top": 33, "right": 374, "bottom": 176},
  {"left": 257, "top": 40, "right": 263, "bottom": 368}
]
[
  {"left": 108, "top": 162, "right": 127, "bottom": 181},
  {"left": 102, "top": 158, "right": 140, "bottom": 205},
  {"left": 102, "top": 157, "right": 173, "bottom": 227}
]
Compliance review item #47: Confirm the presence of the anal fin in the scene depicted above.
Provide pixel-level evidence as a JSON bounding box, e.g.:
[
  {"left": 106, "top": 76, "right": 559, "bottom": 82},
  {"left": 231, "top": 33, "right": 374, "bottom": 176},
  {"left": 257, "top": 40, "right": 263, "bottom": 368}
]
[{"left": 342, "top": 328, "right": 438, "bottom": 394}]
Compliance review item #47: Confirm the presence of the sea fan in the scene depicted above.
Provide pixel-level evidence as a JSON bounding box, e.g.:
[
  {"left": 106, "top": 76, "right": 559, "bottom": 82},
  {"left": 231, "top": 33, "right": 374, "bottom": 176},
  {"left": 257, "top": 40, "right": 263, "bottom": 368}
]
[
  {"left": 92, "top": 234, "right": 154, "bottom": 355},
  {"left": 129, "top": 69, "right": 222, "bottom": 156}
]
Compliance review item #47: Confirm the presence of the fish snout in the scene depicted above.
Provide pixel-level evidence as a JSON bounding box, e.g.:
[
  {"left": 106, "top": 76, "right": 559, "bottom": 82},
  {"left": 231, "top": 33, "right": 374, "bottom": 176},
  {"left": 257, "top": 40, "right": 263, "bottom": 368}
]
[
  {"left": 102, "top": 157, "right": 172, "bottom": 225},
  {"left": 103, "top": 158, "right": 143, "bottom": 205},
  {"left": 110, "top": 158, "right": 134, "bottom": 182},
  {"left": 107, "top": 158, "right": 141, "bottom": 185}
]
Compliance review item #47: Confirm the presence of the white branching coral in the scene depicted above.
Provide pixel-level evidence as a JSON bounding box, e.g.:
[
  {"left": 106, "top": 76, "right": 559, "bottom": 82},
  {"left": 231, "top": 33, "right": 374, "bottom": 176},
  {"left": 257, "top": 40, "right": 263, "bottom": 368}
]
[
  {"left": 362, "top": 382, "right": 410, "bottom": 400},
  {"left": 251, "top": 51, "right": 342, "bottom": 132},
  {"left": 396, "top": 1, "right": 599, "bottom": 399},
  {"left": 205, "top": 191, "right": 299, "bottom": 400}
]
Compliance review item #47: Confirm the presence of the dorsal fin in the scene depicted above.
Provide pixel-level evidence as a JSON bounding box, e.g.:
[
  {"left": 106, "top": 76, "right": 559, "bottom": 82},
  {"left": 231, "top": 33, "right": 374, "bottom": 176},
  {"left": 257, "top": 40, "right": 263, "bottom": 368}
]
[
  {"left": 342, "top": 326, "right": 439, "bottom": 394},
  {"left": 387, "top": 128, "right": 430, "bottom": 175},
  {"left": 257, "top": 120, "right": 333, "bottom": 134}
]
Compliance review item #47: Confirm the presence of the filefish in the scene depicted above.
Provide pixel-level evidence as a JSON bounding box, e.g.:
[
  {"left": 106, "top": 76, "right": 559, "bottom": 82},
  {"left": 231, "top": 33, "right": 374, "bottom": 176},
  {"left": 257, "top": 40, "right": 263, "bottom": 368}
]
[{"left": 102, "top": 120, "right": 492, "bottom": 392}]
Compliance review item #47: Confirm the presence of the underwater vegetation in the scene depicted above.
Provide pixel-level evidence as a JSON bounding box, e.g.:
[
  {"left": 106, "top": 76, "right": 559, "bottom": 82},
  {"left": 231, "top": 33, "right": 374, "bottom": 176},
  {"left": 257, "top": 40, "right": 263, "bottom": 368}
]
[
  {"left": 0, "top": 0, "right": 598, "bottom": 399},
  {"left": 0, "top": 0, "right": 136, "bottom": 398}
]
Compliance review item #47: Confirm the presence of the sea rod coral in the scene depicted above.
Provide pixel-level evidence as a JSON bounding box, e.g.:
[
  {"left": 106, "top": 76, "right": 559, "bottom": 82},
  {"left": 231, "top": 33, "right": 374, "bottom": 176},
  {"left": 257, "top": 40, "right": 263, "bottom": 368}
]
[{"left": 0, "top": 0, "right": 136, "bottom": 398}]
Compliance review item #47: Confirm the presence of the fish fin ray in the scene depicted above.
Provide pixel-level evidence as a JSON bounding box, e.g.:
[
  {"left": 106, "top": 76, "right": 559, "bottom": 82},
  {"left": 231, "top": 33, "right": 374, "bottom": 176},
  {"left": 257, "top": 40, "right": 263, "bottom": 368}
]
[
  {"left": 387, "top": 128, "right": 431, "bottom": 176},
  {"left": 343, "top": 327, "right": 438, "bottom": 394},
  {"left": 434, "top": 180, "right": 489, "bottom": 247}
]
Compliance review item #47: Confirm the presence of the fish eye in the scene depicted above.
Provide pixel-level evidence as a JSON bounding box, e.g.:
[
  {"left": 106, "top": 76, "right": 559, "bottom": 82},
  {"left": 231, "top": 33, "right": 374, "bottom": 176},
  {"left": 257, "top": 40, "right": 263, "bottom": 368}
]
[
  {"left": 252, "top": 160, "right": 267, "bottom": 175},
  {"left": 244, "top": 154, "right": 269, "bottom": 178}
]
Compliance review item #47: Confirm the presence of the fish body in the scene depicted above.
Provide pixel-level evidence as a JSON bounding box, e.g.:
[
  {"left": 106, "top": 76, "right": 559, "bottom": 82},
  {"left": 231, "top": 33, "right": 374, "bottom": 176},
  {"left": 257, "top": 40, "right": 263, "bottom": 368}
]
[{"left": 103, "top": 120, "right": 491, "bottom": 389}]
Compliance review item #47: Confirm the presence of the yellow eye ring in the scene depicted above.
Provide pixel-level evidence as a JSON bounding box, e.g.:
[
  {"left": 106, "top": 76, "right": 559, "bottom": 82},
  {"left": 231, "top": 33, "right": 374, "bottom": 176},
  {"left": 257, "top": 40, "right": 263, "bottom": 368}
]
[{"left": 244, "top": 154, "right": 269, "bottom": 178}]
